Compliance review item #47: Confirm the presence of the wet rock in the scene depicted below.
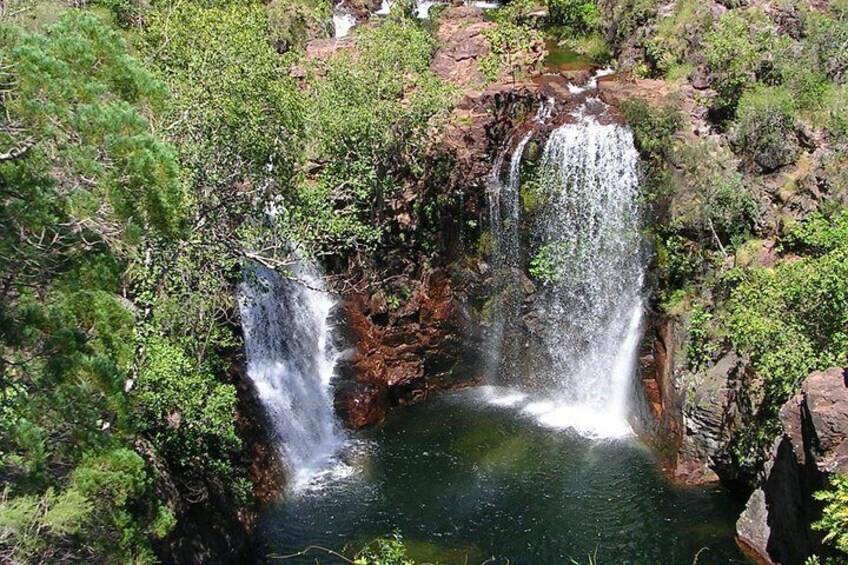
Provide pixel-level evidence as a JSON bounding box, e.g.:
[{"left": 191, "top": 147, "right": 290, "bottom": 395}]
[
  {"left": 335, "top": 269, "right": 483, "bottom": 427},
  {"left": 334, "top": 379, "right": 390, "bottom": 429},
  {"left": 737, "top": 367, "right": 848, "bottom": 564}
]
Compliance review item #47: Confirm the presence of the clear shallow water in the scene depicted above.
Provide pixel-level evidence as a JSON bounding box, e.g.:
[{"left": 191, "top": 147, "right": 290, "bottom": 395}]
[{"left": 255, "top": 389, "right": 750, "bottom": 564}]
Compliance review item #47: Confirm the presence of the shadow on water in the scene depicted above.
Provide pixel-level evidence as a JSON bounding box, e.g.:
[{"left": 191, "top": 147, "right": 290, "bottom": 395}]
[{"left": 256, "top": 389, "right": 752, "bottom": 565}]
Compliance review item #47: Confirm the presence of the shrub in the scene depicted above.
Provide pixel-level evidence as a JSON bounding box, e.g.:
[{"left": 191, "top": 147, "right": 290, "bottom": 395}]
[
  {"left": 133, "top": 337, "right": 241, "bottom": 490},
  {"left": 722, "top": 211, "right": 848, "bottom": 466},
  {"left": 701, "top": 171, "right": 760, "bottom": 247},
  {"left": 814, "top": 474, "right": 848, "bottom": 555},
  {"left": 619, "top": 99, "right": 680, "bottom": 163},
  {"left": 704, "top": 9, "right": 783, "bottom": 118},
  {"left": 735, "top": 86, "right": 800, "bottom": 171},
  {"left": 267, "top": 0, "right": 332, "bottom": 52},
  {"left": 644, "top": 0, "right": 714, "bottom": 78},
  {"left": 548, "top": 0, "right": 601, "bottom": 35}
]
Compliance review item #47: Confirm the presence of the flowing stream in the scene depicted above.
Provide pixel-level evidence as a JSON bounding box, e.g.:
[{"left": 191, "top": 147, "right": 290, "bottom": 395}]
[{"left": 239, "top": 263, "right": 346, "bottom": 489}]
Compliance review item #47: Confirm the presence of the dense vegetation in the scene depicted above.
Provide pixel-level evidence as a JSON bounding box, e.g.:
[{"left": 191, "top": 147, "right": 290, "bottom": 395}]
[
  {"left": 610, "top": 0, "right": 848, "bottom": 555},
  {"left": 0, "top": 0, "right": 846, "bottom": 561},
  {"left": 0, "top": 0, "right": 454, "bottom": 561}
]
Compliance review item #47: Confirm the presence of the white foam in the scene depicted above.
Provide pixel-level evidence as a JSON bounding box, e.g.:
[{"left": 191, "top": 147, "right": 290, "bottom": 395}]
[
  {"left": 333, "top": 10, "right": 356, "bottom": 37},
  {"left": 416, "top": 0, "right": 437, "bottom": 18},
  {"left": 568, "top": 67, "right": 616, "bottom": 94}
]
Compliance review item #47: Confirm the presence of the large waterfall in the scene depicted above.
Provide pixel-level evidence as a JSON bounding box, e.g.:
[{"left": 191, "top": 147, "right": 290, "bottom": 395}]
[
  {"left": 485, "top": 104, "right": 644, "bottom": 439},
  {"left": 238, "top": 263, "right": 345, "bottom": 488}
]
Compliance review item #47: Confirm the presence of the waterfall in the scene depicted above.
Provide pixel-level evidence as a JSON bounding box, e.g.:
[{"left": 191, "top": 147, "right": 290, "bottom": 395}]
[
  {"left": 485, "top": 131, "right": 533, "bottom": 377},
  {"left": 530, "top": 109, "right": 643, "bottom": 437},
  {"left": 333, "top": 4, "right": 356, "bottom": 38},
  {"left": 484, "top": 104, "right": 644, "bottom": 440},
  {"left": 238, "top": 263, "right": 345, "bottom": 488}
]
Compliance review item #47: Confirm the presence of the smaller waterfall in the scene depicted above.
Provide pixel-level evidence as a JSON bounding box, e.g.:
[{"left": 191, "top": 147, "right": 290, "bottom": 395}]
[
  {"left": 333, "top": 4, "right": 356, "bottom": 38},
  {"left": 239, "top": 263, "right": 345, "bottom": 488}
]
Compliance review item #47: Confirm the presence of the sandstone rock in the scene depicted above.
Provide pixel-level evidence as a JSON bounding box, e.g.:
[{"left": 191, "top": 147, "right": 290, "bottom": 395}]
[
  {"left": 430, "top": 6, "right": 493, "bottom": 89},
  {"left": 335, "top": 269, "right": 482, "bottom": 427},
  {"left": 303, "top": 36, "right": 355, "bottom": 62},
  {"left": 598, "top": 77, "right": 676, "bottom": 109},
  {"left": 675, "top": 352, "right": 748, "bottom": 484},
  {"left": 334, "top": 379, "right": 389, "bottom": 428},
  {"left": 737, "top": 367, "right": 848, "bottom": 564}
]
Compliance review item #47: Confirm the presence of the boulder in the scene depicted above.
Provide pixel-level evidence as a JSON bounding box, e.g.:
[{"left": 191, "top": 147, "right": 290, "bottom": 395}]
[{"left": 737, "top": 367, "right": 848, "bottom": 564}]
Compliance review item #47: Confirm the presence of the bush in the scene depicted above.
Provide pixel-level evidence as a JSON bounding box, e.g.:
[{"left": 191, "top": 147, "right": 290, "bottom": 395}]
[
  {"left": 133, "top": 337, "right": 241, "bottom": 490},
  {"left": 704, "top": 9, "right": 783, "bottom": 118},
  {"left": 722, "top": 211, "right": 848, "bottom": 465},
  {"left": 644, "top": 0, "right": 714, "bottom": 78},
  {"left": 735, "top": 86, "right": 799, "bottom": 171},
  {"left": 619, "top": 99, "right": 680, "bottom": 162},
  {"left": 547, "top": 0, "right": 601, "bottom": 35},
  {"left": 814, "top": 474, "right": 848, "bottom": 555},
  {"left": 701, "top": 171, "right": 760, "bottom": 246},
  {"left": 267, "top": 0, "right": 332, "bottom": 52}
]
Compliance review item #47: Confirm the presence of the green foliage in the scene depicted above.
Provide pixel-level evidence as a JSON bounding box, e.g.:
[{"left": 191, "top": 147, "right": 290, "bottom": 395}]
[
  {"left": 547, "top": 0, "right": 601, "bottom": 35},
  {"left": 0, "top": 8, "right": 250, "bottom": 562},
  {"left": 619, "top": 99, "right": 680, "bottom": 163},
  {"left": 144, "top": 2, "right": 304, "bottom": 190},
  {"left": 1, "top": 10, "right": 183, "bottom": 238},
  {"left": 483, "top": 2, "right": 544, "bottom": 82},
  {"left": 606, "top": 0, "right": 660, "bottom": 46},
  {"left": 722, "top": 212, "right": 848, "bottom": 466},
  {"left": 354, "top": 534, "right": 416, "bottom": 565},
  {"left": 288, "top": 15, "right": 455, "bottom": 255},
  {"left": 685, "top": 302, "right": 716, "bottom": 372},
  {"left": 0, "top": 449, "right": 158, "bottom": 563},
  {"left": 529, "top": 244, "right": 563, "bottom": 284},
  {"left": 735, "top": 86, "right": 799, "bottom": 171},
  {"left": 133, "top": 337, "right": 240, "bottom": 491},
  {"left": 704, "top": 9, "right": 783, "bottom": 118},
  {"left": 643, "top": 0, "right": 714, "bottom": 78},
  {"left": 814, "top": 474, "right": 848, "bottom": 555},
  {"left": 267, "top": 0, "right": 332, "bottom": 51},
  {"left": 700, "top": 171, "right": 760, "bottom": 247}
]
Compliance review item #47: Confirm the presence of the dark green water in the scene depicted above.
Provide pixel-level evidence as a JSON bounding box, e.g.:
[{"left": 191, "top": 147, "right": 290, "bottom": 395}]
[
  {"left": 543, "top": 40, "right": 595, "bottom": 73},
  {"left": 255, "top": 389, "right": 750, "bottom": 564}
]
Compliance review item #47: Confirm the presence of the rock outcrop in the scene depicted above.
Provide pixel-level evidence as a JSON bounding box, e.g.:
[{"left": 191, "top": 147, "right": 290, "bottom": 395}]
[
  {"left": 431, "top": 5, "right": 545, "bottom": 90},
  {"left": 737, "top": 367, "right": 848, "bottom": 564},
  {"left": 336, "top": 268, "right": 483, "bottom": 427}
]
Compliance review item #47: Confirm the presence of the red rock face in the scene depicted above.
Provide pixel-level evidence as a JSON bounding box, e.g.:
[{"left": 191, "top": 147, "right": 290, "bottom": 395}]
[{"left": 335, "top": 269, "right": 483, "bottom": 428}]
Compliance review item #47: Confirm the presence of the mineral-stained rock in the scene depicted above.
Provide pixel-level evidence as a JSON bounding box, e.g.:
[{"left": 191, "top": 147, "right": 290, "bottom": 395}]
[
  {"left": 737, "top": 367, "right": 848, "bottom": 564},
  {"left": 336, "top": 268, "right": 483, "bottom": 427}
]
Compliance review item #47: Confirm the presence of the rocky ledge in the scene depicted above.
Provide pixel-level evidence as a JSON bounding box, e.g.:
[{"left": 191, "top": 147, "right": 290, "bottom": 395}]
[{"left": 737, "top": 367, "right": 848, "bottom": 564}]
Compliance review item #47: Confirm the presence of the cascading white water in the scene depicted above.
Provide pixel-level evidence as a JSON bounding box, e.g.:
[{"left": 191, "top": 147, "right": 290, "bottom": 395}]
[
  {"left": 484, "top": 103, "right": 644, "bottom": 440},
  {"left": 529, "top": 108, "right": 643, "bottom": 437},
  {"left": 238, "top": 263, "right": 346, "bottom": 488},
  {"left": 333, "top": 4, "right": 356, "bottom": 38}
]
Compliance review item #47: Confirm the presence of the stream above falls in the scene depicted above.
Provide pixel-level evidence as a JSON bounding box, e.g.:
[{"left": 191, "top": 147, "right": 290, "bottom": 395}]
[{"left": 255, "top": 389, "right": 751, "bottom": 564}]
